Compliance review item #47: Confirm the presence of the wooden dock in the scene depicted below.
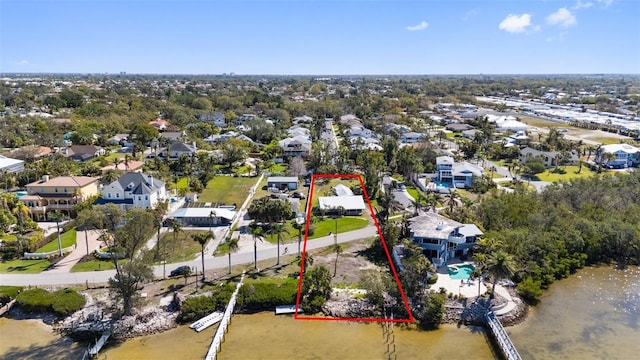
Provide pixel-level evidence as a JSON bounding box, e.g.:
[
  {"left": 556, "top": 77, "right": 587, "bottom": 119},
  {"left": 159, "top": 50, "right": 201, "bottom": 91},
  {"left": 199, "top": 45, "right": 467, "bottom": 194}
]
[
  {"left": 83, "top": 329, "right": 111, "bottom": 358},
  {"left": 204, "top": 272, "right": 245, "bottom": 360},
  {"left": 484, "top": 311, "right": 522, "bottom": 360}
]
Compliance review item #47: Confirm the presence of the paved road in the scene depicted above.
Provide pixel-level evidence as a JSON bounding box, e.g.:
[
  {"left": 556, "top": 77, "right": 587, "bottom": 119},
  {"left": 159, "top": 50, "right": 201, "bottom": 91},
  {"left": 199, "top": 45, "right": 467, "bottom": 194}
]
[{"left": 0, "top": 226, "right": 378, "bottom": 286}]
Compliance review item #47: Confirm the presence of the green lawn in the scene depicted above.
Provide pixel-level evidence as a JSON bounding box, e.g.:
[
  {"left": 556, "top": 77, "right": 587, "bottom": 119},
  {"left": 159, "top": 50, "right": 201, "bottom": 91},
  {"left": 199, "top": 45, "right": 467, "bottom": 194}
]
[
  {"left": 264, "top": 223, "right": 297, "bottom": 244},
  {"left": 534, "top": 166, "right": 599, "bottom": 182},
  {"left": 405, "top": 186, "right": 420, "bottom": 200},
  {"left": 199, "top": 176, "right": 259, "bottom": 206},
  {"left": 308, "top": 217, "right": 369, "bottom": 239},
  {"left": 176, "top": 177, "right": 189, "bottom": 190},
  {"left": 160, "top": 230, "right": 209, "bottom": 263},
  {"left": 590, "top": 137, "right": 627, "bottom": 145},
  {"left": 36, "top": 229, "right": 77, "bottom": 253},
  {"left": 70, "top": 259, "right": 115, "bottom": 272},
  {"left": 268, "top": 163, "right": 288, "bottom": 174},
  {"left": 0, "top": 259, "right": 51, "bottom": 274}
]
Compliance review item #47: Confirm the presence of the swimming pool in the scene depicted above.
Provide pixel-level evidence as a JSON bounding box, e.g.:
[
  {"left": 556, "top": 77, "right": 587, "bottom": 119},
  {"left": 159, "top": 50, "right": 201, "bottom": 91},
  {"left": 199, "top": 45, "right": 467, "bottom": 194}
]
[
  {"left": 434, "top": 181, "right": 451, "bottom": 189},
  {"left": 448, "top": 264, "right": 475, "bottom": 280},
  {"left": 15, "top": 191, "right": 27, "bottom": 198}
]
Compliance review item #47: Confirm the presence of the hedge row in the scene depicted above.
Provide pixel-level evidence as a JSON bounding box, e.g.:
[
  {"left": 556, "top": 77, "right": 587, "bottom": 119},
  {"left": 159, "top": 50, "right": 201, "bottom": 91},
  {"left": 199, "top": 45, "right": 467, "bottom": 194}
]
[{"left": 237, "top": 279, "right": 298, "bottom": 312}]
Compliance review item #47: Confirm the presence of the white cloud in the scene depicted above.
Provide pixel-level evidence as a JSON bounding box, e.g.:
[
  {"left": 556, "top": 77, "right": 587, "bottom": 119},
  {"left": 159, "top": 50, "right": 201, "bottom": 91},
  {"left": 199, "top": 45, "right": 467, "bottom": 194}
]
[
  {"left": 462, "top": 10, "right": 477, "bottom": 21},
  {"left": 572, "top": 0, "right": 594, "bottom": 10},
  {"left": 547, "top": 8, "right": 577, "bottom": 27},
  {"left": 406, "top": 21, "right": 429, "bottom": 31},
  {"left": 498, "top": 14, "right": 534, "bottom": 33},
  {"left": 596, "top": 0, "right": 614, "bottom": 7},
  {"left": 16, "top": 60, "right": 29, "bottom": 66}
]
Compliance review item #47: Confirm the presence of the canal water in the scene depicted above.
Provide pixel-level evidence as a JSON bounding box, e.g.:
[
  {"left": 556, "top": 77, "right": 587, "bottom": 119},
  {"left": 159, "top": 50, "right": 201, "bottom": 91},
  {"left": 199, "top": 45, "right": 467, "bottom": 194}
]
[{"left": 1, "top": 266, "right": 638, "bottom": 359}]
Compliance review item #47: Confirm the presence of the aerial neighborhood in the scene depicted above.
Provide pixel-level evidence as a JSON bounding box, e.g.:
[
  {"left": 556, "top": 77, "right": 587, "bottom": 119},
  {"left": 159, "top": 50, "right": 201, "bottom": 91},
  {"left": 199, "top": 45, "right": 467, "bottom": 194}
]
[{"left": 1, "top": 74, "right": 639, "bottom": 358}]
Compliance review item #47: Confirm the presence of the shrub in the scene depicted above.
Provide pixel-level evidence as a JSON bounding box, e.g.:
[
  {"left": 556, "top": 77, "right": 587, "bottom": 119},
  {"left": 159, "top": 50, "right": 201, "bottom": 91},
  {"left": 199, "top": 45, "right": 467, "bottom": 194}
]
[
  {"left": 211, "top": 283, "right": 236, "bottom": 310},
  {"left": 238, "top": 279, "right": 297, "bottom": 312},
  {"left": 15, "top": 288, "right": 85, "bottom": 316},
  {"left": 417, "top": 292, "right": 445, "bottom": 330},
  {"left": 0, "top": 285, "right": 23, "bottom": 302},
  {"left": 180, "top": 296, "right": 216, "bottom": 323},
  {"left": 517, "top": 277, "right": 543, "bottom": 304},
  {"left": 427, "top": 274, "right": 438, "bottom": 285},
  {"left": 16, "top": 288, "right": 53, "bottom": 313}
]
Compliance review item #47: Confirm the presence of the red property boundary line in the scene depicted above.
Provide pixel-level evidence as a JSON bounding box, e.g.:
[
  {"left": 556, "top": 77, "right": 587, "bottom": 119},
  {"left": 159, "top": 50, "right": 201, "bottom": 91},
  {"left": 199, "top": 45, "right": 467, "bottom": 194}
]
[{"left": 294, "top": 173, "right": 414, "bottom": 323}]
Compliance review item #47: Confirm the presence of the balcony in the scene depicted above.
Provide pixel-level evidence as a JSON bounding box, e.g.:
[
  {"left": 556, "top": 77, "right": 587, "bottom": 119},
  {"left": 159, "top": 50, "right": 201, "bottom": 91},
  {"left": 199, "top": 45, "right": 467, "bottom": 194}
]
[
  {"left": 47, "top": 204, "right": 76, "bottom": 210},
  {"left": 448, "top": 234, "right": 466, "bottom": 244}
]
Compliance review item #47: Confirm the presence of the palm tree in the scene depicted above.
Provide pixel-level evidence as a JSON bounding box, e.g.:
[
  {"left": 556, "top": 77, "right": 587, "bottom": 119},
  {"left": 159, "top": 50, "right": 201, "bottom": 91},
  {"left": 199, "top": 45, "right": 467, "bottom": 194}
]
[
  {"left": 268, "top": 223, "right": 289, "bottom": 266},
  {"left": 193, "top": 232, "right": 213, "bottom": 281},
  {"left": 249, "top": 223, "right": 263, "bottom": 269},
  {"left": 485, "top": 250, "right": 516, "bottom": 301},
  {"left": 226, "top": 236, "right": 239, "bottom": 274},
  {"left": 48, "top": 211, "right": 65, "bottom": 257},
  {"left": 297, "top": 252, "right": 314, "bottom": 272},
  {"left": 291, "top": 220, "right": 305, "bottom": 256},
  {"left": 332, "top": 243, "right": 343, "bottom": 277},
  {"left": 603, "top": 152, "right": 616, "bottom": 169},
  {"left": 12, "top": 201, "right": 31, "bottom": 234},
  {"left": 446, "top": 190, "right": 460, "bottom": 214}
]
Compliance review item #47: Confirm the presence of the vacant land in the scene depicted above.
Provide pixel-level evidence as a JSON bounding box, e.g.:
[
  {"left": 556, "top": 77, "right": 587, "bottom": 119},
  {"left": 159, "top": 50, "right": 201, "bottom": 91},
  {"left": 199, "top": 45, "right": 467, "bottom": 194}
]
[
  {"left": 533, "top": 166, "right": 599, "bottom": 182},
  {"left": 160, "top": 230, "right": 210, "bottom": 263},
  {"left": 308, "top": 217, "right": 370, "bottom": 239},
  {"left": 199, "top": 176, "right": 258, "bottom": 206}
]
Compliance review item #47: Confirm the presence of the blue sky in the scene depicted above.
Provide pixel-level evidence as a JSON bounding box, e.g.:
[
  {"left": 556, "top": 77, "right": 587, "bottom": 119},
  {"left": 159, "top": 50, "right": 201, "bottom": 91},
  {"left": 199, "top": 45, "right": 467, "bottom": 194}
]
[{"left": 1, "top": 0, "right": 638, "bottom": 74}]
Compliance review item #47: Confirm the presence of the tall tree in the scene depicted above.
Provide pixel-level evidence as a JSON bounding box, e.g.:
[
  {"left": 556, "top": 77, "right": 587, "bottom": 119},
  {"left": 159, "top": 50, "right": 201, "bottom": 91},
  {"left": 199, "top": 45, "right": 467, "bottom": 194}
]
[
  {"left": 227, "top": 236, "right": 239, "bottom": 274},
  {"left": 193, "top": 232, "right": 213, "bottom": 281},
  {"left": 268, "top": 223, "right": 289, "bottom": 266},
  {"left": 332, "top": 243, "right": 343, "bottom": 277},
  {"left": 249, "top": 222, "right": 263, "bottom": 269}
]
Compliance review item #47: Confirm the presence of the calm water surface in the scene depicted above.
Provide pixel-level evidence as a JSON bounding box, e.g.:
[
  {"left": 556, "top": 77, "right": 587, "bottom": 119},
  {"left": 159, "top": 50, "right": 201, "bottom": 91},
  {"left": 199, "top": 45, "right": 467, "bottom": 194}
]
[
  {"left": 1, "top": 266, "right": 637, "bottom": 359},
  {"left": 510, "top": 266, "right": 640, "bottom": 359}
]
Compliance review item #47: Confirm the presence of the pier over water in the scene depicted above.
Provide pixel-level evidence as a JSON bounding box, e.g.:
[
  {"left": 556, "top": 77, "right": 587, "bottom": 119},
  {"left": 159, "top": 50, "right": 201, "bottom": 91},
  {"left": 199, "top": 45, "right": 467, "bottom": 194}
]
[
  {"left": 484, "top": 312, "right": 522, "bottom": 360},
  {"left": 204, "top": 272, "right": 245, "bottom": 360}
]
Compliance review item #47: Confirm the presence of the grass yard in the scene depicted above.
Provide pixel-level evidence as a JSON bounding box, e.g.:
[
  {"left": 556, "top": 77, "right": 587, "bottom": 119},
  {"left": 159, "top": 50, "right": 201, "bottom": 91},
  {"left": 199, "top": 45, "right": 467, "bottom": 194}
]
[
  {"left": 70, "top": 259, "right": 116, "bottom": 272},
  {"left": 36, "top": 229, "right": 77, "bottom": 253},
  {"left": 160, "top": 230, "right": 209, "bottom": 263},
  {"left": 176, "top": 177, "right": 189, "bottom": 190},
  {"left": 534, "top": 165, "right": 599, "bottom": 182},
  {"left": 0, "top": 259, "right": 50, "bottom": 274},
  {"left": 264, "top": 223, "right": 298, "bottom": 244},
  {"left": 590, "top": 137, "right": 626, "bottom": 145},
  {"left": 311, "top": 178, "right": 359, "bottom": 207},
  {"left": 405, "top": 186, "right": 420, "bottom": 200},
  {"left": 308, "top": 217, "right": 369, "bottom": 239},
  {"left": 268, "top": 163, "right": 288, "bottom": 174},
  {"left": 199, "top": 176, "right": 259, "bottom": 206}
]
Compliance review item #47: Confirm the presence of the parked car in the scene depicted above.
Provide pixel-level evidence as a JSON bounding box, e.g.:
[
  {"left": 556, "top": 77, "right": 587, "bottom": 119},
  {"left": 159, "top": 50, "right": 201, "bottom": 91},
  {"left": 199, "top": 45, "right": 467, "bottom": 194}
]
[
  {"left": 292, "top": 192, "right": 306, "bottom": 199},
  {"left": 170, "top": 265, "right": 191, "bottom": 277}
]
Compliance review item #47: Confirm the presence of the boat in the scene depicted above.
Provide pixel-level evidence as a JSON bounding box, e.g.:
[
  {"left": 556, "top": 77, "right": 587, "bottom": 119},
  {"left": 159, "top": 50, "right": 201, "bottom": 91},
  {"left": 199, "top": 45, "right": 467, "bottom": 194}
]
[
  {"left": 190, "top": 311, "right": 224, "bottom": 332},
  {"left": 275, "top": 305, "right": 303, "bottom": 315}
]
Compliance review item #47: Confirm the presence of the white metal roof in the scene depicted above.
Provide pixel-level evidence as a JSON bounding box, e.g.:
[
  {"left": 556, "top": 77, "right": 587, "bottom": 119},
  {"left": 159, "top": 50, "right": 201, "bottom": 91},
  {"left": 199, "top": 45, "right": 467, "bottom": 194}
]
[
  {"left": 318, "top": 196, "right": 366, "bottom": 211},
  {"left": 169, "top": 207, "right": 236, "bottom": 221}
]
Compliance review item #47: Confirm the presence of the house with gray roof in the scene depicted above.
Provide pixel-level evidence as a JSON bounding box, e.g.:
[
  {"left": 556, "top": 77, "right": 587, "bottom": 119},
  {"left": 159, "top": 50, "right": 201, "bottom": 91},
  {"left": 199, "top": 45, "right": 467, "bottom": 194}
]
[
  {"left": 98, "top": 172, "right": 167, "bottom": 211},
  {"left": 408, "top": 212, "right": 483, "bottom": 266}
]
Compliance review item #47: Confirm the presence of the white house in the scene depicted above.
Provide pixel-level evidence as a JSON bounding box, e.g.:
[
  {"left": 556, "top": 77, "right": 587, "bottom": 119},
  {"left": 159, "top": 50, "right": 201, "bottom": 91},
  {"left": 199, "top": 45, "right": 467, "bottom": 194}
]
[
  {"left": 98, "top": 172, "right": 167, "bottom": 210},
  {"left": 596, "top": 144, "right": 640, "bottom": 168},
  {"left": 318, "top": 196, "right": 366, "bottom": 216},
  {"left": 435, "top": 156, "right": 484, "bottom": 188},
  {"left": 169, "top": 207, "right": 236, "bottom": 227},
  {"left": 349, "top": 125, "right": 373, "bottom": 138},
  {"left": 279, "top": 136, "right": 312, "bottom": 157}
]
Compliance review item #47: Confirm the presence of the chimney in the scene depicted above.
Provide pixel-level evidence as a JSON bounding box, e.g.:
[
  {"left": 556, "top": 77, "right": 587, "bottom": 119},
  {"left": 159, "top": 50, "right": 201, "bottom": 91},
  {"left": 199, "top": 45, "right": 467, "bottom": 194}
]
[
  {"left": 42, "top": 174, "right": 50, "bottom": 182},
  {"left": 147, "top": 174, "right": 153, "bottom": 186},
  {"left": 192, "top": 141, "right": 197, "bottom": 151}
]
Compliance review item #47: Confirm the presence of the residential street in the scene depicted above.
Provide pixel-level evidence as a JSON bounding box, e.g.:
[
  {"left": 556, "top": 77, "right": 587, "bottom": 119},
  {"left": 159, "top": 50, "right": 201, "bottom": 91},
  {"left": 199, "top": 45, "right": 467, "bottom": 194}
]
[{"left": 0, "top": 225, "right": 378, "bottom": 286}]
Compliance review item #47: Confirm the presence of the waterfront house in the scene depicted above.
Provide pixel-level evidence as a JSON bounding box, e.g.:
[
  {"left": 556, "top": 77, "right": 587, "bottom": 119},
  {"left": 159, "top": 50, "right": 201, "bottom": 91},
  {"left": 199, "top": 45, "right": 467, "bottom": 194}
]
[
  {"left": 318, "top": 195, "right": 366, "bottom": 216},
  {"left": 408, "top": 212, "right": 483, "bottom": 266},
  {"left": 20, "top": 175, "right": 99, "bottom": 220}
]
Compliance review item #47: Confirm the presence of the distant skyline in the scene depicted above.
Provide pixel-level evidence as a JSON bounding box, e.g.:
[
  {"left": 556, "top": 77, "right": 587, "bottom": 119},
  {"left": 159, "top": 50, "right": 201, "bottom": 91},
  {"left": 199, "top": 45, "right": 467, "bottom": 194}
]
[{"left": 1, "top": 0, "right": 639, "bottom": 75}]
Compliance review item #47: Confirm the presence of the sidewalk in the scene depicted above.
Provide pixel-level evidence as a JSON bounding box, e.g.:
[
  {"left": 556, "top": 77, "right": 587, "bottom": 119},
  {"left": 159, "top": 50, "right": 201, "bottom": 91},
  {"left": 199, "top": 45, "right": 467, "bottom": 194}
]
[{"left": 46, "top": 230, "right": 103, "bottom": 273}]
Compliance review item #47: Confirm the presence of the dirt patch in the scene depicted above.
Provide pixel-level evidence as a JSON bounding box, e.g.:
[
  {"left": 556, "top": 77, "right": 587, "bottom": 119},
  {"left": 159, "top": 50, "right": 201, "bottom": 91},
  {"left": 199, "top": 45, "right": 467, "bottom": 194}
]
[{"left": 311, "top": 239, "right": 384, "bottom": 285}]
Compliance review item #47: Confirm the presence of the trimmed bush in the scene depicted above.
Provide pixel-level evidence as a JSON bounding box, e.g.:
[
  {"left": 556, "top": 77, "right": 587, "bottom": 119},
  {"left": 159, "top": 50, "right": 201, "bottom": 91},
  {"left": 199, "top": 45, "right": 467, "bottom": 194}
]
[
  {"left": 16, "top": 288, "right": 52, "bottom": 313},
  {"left": 212, "top": 283, "right": 236, "bottom": 310},
  {"left": 51, "top": 288, "right": 86, "bottom": 316}
]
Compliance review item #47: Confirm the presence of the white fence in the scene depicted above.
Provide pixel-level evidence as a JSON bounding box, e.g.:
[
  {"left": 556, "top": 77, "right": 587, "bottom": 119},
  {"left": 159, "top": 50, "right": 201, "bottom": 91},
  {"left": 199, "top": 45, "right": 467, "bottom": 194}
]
[
  {"left": 24, "top": 244, "right": 76, "bottom": 259},
  {"left": 204, "top": 272, "right": 245, "bottom": 360}
]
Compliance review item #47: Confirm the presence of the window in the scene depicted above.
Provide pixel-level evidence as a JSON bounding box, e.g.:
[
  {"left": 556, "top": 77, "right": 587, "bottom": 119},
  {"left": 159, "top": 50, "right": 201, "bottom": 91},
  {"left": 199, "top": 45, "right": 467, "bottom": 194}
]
[
  {"left": 64, "top": 188, "right": 68, "bottom": 193},
  {"left": 108, "top": 193, "right": 112, "bottom": 198},
  {"left": 55, "top": 188, "right": 58, "bottom": 193},
  {"left": 145, "top": 196, "right": 148, "bottom": 200},
  {"left": 116, "top": 193, "right": 120, "bottom": 198}
]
